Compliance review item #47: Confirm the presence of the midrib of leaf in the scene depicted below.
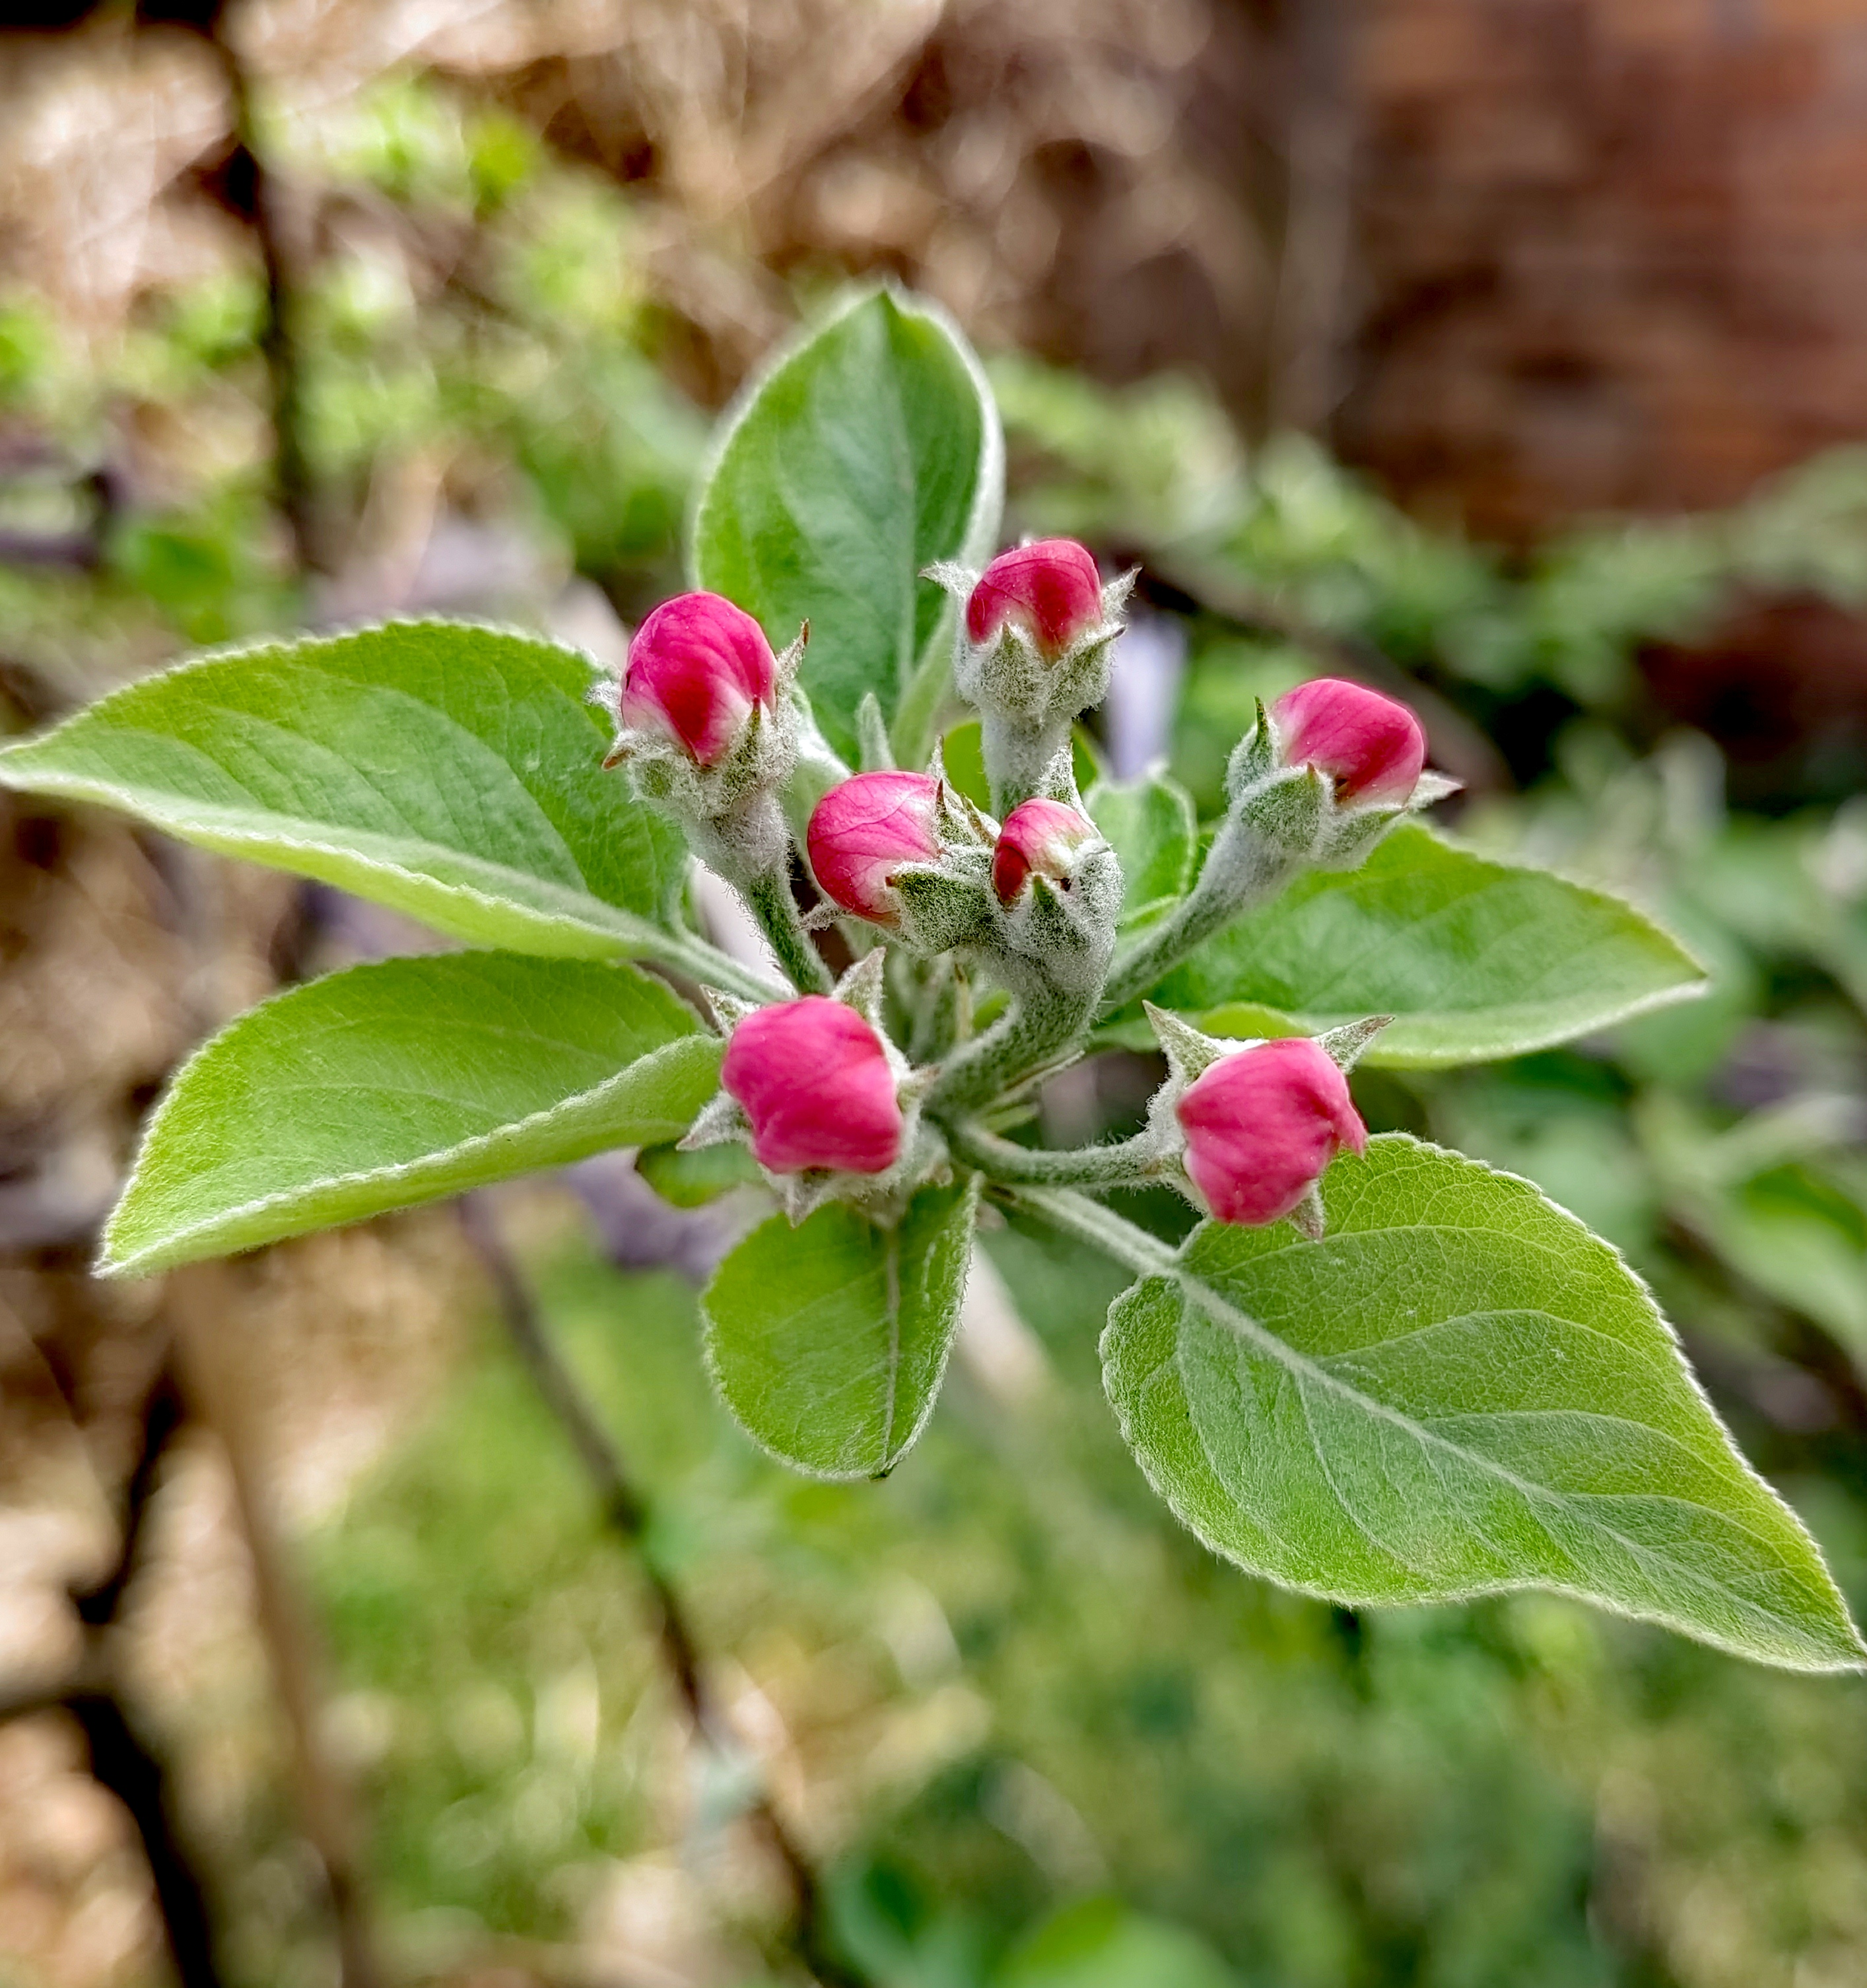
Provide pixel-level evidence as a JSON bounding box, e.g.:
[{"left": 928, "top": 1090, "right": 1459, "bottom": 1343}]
[
  {"left": 1284, "top": 872, "right": 1660, "bottom": 1012},
  {"left": 1147, "top": 1266, "right": 1821, "bottom": 1641},
  {"left": 1021, "top": 1177, "right": 1855, "bottom": 1662},
  {"left": 7, "top": 759, "right": 779, "bottom": 996},
  {"left": 881, "top": 1225, "right": 904, "bottom": 1462},
  {"left": 882, "top": 360, "right": 920, "bottom": 704},
  {"left": 19, "top": 665, "right": 597, "bottom": 888},
  {"left": 199, "top": 681, "right": 587, "bottom": 883}
]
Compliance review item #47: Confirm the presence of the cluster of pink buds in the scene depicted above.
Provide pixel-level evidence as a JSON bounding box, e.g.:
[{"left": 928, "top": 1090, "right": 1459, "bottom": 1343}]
[
  {"left": 804, "top": 761, "right": 1118, "bottom": 997},
  {"left": 599, "top": 547, "right": 1437, "bottom": 1235}
]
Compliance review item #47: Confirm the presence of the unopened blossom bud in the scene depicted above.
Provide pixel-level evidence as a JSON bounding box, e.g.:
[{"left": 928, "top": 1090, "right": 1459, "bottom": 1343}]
[
  {"left": 721, "top": 998, "right": 903, "bottom": 1175},
  {"left": 1174, "top": 1037, "right": 1368, "bottom": 1227},
  {"left": 992, "top": 798, "right": 1097, "bottom": 905},
  {"left": 1271, "top": 678, "right": 1427, "bottom": 806},
  {"left": 621, "top": 592, "right": 776, "bottom": 768},
  {"left": 966, "top": 539, "right": 1105, "bottom": 660},
  {"left": 806, "top": 771, "right": 941, "bottom": 926}
]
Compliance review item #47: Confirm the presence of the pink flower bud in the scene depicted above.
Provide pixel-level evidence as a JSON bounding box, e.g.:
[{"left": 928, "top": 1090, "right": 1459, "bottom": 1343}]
[
  {"left": 1174, "top": 1037, "right": 1368, "bottom": 1227},
  {"left": 992, "top": 798, "right": 1096, "bottom": 905},
  {"left": 966, "top": 539, "right": 1104, "bottom": 658},
  {"left": 806, "top": 771, "right": 942, "bottom": 925},
  {"left": 1271, "top": 678, "right": 1427, "bottom": 805},
  {"left": 621, "top": 592, "right": 776, "bottom": 767},
  {"left": 722, "top": 998, "right": 904, "bottom": 1175}
]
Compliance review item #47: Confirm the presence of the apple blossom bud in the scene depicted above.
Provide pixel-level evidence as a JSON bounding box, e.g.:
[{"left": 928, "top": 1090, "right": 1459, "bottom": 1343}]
[
  {"left": 1174, "top": 1037, "right": 1368, "bottom": 1227},
  {"left": 722, "top": 997, "right": 903, "bottom": 1175},
  {"left": 992, "top": 798, "right": 1097, "bottom": 905},
  {"left": 621, "top": 592, "right": 776, "bottom": 768},
  {"left": 806, "top": 771, "right": 942, "bottom": 925},
  {"left": 1271, "top": 678, "right": 1427, "bottom": 806},
  {"left": 966, "top": 539, "right": 1104, "bottom": 660}
]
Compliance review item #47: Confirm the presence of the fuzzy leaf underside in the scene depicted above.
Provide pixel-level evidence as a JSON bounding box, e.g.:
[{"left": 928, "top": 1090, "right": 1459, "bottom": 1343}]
[
  {"left": 1143, "top": 823, "right": 1708, "bottom": 1066},
  {"left": 1101, "top": 1135, "right": 1864, "bottom": 1671},
  {"left": 692, "top": 287, "right": 1004, "bottom": 765},
  {"left": 104, "top": 953, "right": 719, "bottom": 1275},
  {"left": 702, "top": 1176, "right": 980, "bottom": 1480},
  {"left": 0, "top": 621, "right": 688, "bottom": 961}
]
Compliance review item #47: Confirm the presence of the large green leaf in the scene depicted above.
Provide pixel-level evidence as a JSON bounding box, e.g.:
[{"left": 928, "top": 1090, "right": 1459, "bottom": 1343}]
[
  {"left": 0, "top": 620, "right": 704, "bottom": 969},
  {"left": 1145, "top": 823, "right": 1707, "bottom": 1066},
  {"left": 692, "top": 287, "right": 1003, "bottom": 765},
  {"left": 702, "top": 1176, "right": 979, "bottom": 1480},
  {"left": 104, "top": 953, "right": 720, "bottom": 1276},
  {"left": 1095, "top": 1136, "right": 1864, "bottom": 1671}
]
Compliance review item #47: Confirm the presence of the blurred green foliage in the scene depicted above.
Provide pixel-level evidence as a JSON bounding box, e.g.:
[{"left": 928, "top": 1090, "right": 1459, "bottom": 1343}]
[{"left": 294, "top": 1213, "right": 1867, "bottom": 1987}]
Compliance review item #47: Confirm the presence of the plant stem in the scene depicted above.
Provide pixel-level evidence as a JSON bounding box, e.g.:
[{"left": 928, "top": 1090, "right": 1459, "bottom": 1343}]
[
  {"left": 927, "top": 981, "right": 1095, "bottom": 1117},
  {"left": 745, "top": 868, "right": 833, "bottom": 994},
  {"left": 1098, "top": 820, "right": 1301, "bottom": 1015},
  {"left": 943, "top": 1120, "right": 1165, "bottom": 1189},
  {"left": 649, "top": 922, "right": 792, "bottom": 1004},
  {"left": 458, "top": 1198, "right": 864, "bottom": 1988},
  {"left": 1001, "top": 1184, "right": 1183, "bottom": 1280}
]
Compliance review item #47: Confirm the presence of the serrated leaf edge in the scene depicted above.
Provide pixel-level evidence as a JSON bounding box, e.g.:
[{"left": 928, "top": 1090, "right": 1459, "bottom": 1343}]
[
  {"left": 1100, "top": 1133, "right": 1867, "bottom": 1672},
  {"left": 1171, "top": 823, "right": 1714, "bottom": 1068},
  {"left": 687, "top": 284, "right": 1005, "bottom": 765},
  {"left": 100, "top": 958, "right": 718, "bottom": 1278},
  {"left": 687, "top": 282, "right": 1006, "bottom": 596}
]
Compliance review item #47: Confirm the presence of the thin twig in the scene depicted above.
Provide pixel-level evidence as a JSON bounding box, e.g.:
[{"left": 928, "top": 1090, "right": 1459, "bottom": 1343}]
[
  {"left": 71, "top": 1361, "right": 224, "bottom": 1988},
  {"left": 73, "top": 1367, "right": 186, "bottom": 1629},
  {"left": 168, "top": 1264, "right": 383, "bottom": 1988},
  {"left": 0, "top": 1356, "right": 230, "bottom": 1988},
  {"left": 66, "top": 1689, "right": 226, "bottom": 1988},
  {"left": 209, "top": 18, "right": 318, "bottom": 576},
  {"left": 456, "top": 1194, "right": 866, "bottom": 1988}
]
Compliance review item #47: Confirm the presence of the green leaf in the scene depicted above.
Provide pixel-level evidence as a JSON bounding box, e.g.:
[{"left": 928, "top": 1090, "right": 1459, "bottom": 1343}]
[
  {"left": 1642, "top": 1093, "right": 1867, "bottom": 1371},
  {"left": 693, "top": 287, "right": 1003, "bottom": 765},
  {"left": 1000, "top": 1899, "right": 1237, "bottom": 1988},
  {"left": 702, "top": 1176, "right": 980, "bottom": 1480},
  {"left": 1145, "top": 823, "right": 1707, "bottom": 1066},
  {"left": 104, "top": 953, "right": 720, "bottom": 1276},
  {"left": 0, "top": 620, "right": 702, "bottom": 968},
  {"left": 636, "top": 1138, "right": 761, "bottom": 1208},
  {"left": 1099, "top": 1136, "right": 1864, "bottom": 1672},
  {"left": 1086, "top": 770, "right": 1196, "bottom": 930}
]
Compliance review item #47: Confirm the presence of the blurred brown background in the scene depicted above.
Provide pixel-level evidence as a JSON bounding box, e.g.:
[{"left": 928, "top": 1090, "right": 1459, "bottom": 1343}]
[{"left": 15, "top": 0, "right": 1867, "bottom": 532}]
